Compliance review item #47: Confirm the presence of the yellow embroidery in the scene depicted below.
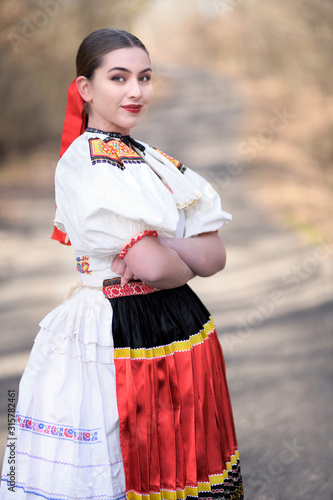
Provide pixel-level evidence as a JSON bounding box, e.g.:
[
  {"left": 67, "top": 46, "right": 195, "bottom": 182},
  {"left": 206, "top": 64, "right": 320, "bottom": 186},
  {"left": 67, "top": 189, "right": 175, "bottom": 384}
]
[{"left": 89, "top": 138, "right": 143, "bottom": 169}]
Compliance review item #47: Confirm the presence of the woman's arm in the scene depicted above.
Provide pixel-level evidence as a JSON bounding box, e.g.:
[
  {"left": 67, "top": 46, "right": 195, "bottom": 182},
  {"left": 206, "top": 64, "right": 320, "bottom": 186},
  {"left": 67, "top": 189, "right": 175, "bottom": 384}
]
[
  {"left": 159, "top": 232, "right": 226, "bottom": 277},
  {"left": 111, "top": 236, "right": 196, "bottom": 289}
]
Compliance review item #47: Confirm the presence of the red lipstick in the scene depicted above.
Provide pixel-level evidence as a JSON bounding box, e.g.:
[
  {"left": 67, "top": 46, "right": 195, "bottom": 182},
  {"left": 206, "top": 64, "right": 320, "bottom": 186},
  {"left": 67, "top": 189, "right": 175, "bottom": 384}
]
[{"left": 122, "top": 105, "right": 142, "bottom": 114}]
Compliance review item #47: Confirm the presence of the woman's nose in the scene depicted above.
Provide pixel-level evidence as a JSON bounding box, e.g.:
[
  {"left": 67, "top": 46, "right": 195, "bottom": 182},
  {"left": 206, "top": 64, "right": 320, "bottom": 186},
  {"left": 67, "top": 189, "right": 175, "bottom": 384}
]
[{"left": 128, "top": 78, "right": 142, "bottom": 98}]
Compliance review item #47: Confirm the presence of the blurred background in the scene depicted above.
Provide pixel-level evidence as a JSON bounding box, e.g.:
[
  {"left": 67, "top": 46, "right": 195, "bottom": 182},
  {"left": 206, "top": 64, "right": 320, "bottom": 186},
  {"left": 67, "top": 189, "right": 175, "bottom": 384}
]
[
  {"left": 1, "top": 0, "right": 332, "bottom": 240},
  {"left": 0, "top": 1, "right": 333, "bottom": 499}
]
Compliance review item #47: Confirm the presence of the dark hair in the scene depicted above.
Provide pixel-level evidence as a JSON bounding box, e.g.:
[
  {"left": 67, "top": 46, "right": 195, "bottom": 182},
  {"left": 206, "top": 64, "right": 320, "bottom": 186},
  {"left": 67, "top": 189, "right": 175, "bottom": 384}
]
[{"left": 76, "top": 28, "right": 150, "bottom": 79}]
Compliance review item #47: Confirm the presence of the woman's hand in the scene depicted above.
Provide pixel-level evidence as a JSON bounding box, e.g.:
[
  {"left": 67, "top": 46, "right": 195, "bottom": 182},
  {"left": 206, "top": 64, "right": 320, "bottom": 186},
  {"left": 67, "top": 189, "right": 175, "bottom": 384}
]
[{"left": 111, "top": 255, "right": 138, "bottom": 286}]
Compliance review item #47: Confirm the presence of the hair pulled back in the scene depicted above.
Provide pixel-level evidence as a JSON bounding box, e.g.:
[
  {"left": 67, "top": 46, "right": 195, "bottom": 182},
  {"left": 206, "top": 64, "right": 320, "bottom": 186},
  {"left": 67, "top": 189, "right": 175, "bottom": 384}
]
[{"left": 76, "top": 28, "right": 150, "bottom": 79}]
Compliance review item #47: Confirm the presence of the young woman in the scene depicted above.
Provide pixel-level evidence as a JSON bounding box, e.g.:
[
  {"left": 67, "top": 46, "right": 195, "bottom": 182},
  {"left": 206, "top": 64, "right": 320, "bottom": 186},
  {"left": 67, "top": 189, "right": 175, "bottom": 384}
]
[{"left": 1, "top": 29, "right": 244, "bottom": 500}]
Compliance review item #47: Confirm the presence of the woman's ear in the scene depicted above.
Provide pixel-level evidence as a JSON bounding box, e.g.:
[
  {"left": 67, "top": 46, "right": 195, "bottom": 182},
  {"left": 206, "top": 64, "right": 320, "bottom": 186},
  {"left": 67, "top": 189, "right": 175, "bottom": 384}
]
[{"left": 76, "top": 76, "right": 92, "bottom": 103}]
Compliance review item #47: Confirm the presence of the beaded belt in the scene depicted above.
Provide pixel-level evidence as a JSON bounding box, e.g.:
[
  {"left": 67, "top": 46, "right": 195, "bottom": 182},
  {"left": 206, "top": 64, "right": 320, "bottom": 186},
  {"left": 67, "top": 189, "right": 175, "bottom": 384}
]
[{"left": 102, "top": 278, "right": 160, "bottom": 299}]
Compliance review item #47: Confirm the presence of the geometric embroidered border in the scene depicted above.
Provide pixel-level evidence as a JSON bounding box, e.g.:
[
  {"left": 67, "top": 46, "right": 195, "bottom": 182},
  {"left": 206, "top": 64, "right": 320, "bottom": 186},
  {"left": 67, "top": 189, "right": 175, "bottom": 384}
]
[
  {"left": 16, "top": 413, "right": 101, "bottom": 444},
  {"left": 151, "top": 146, "right": 186, "bottom": 174},
  {"left": 89, "top": 138, "right": 143, "bottom": 170},
  {"left": 204, "top": 459, "right": 244, "bottom": 500},
  {"left": 103, "top": 281, "right": 160, "bottom": 300}
]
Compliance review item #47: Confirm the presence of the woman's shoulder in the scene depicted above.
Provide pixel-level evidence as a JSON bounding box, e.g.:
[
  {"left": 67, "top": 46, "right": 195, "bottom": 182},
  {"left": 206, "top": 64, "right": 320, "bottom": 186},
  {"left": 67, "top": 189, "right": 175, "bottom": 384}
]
[{"left": 59, "top": 133, "right": 90, "bottom": 166}]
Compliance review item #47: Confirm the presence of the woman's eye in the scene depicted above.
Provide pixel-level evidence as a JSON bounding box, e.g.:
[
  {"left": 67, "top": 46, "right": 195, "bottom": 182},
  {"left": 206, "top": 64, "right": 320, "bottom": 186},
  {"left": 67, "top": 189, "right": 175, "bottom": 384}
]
[
  {"left": 111, "top": 76, "right": 125, "bottom": 82},
  {"left": 140, "top": 75, "right": 151, "bottom": 82}
]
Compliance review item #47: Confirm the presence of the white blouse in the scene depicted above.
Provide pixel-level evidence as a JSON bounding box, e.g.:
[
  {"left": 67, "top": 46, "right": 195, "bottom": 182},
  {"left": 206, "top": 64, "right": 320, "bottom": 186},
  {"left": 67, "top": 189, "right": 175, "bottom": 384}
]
[{"left": 54, "top": 130, "right": 231, "bottom": 286}]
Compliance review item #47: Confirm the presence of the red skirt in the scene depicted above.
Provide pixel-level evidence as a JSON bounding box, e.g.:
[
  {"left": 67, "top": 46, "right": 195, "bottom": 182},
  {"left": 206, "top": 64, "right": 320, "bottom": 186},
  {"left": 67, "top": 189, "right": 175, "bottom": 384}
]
[{"left": 104, "top": 281, "right": 244, "bottom": 500}]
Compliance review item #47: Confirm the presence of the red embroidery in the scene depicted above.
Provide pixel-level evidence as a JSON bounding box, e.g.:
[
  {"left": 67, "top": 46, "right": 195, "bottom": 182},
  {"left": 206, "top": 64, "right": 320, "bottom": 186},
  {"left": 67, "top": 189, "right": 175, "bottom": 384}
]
[
  {"left": 103, "top": 281, "right": 159, "bottom": 299},
  {"left": 119, "top": 230, "right": 158, "bottom": 259}
]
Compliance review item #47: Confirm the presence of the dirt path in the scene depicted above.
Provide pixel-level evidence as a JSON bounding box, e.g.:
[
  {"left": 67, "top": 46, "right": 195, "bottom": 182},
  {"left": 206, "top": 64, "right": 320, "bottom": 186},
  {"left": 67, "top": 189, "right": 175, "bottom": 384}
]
[{"left": 1, "top": 67, "right": 332, "bottom": 500}]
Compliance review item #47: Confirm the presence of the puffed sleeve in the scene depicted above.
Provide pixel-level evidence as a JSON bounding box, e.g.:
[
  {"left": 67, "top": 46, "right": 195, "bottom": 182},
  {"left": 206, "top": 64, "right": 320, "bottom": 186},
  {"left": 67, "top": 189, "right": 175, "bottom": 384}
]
[
  {"left": 142, "top": 144, "right": 232, "bottom": 238},
  {"left": 181, "top": 167, "right": 232, "bottom": 237},
  {"left": 54, "top": 136, "right": 180, "bottom": 258}
]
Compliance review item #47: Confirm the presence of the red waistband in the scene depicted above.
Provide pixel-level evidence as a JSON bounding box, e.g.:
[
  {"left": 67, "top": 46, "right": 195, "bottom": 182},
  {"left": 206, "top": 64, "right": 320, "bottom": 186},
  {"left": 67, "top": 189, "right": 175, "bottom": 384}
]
[{"left": 102, "top": 278, "right": 160, "bottom": 299}]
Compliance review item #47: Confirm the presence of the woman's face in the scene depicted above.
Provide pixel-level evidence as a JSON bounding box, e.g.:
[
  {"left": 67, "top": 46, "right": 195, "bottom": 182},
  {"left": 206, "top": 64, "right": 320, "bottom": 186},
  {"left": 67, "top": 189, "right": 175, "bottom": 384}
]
[{"left": 78, "top": 47, "right": 153, "bottom": 135}]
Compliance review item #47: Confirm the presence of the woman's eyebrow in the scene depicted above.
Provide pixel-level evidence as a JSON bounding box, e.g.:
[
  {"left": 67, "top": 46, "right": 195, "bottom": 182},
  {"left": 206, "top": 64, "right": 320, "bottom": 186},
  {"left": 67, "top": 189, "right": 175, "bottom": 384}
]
[{"left": 107, "top": 66, "right": 152, "bottom": 74}]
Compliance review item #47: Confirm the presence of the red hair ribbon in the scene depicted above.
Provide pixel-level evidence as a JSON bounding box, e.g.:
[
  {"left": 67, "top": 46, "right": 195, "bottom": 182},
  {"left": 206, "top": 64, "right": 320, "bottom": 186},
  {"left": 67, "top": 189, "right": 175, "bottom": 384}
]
[{"left": 51, "top": 79, "right": 86, "bottom": 245}]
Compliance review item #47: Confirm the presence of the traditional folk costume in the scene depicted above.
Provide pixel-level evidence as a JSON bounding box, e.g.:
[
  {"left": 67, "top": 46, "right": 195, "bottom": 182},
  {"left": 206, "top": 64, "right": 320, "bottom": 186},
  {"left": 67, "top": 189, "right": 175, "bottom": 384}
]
[{"left": 1, "top": 81, "right": 244, "bottom": 500}]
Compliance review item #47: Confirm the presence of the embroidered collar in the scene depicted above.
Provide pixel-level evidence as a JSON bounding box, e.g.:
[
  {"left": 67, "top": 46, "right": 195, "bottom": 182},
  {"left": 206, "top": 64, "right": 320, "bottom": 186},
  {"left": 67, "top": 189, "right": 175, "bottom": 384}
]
[{"left": 85, "top": 127, "right": 145, "bottom": 152}]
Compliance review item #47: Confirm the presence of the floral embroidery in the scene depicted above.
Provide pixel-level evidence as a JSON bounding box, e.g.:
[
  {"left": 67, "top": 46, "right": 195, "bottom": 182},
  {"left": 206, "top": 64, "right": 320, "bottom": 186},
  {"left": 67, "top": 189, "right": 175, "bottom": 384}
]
[
  {"left": 152, "top": 146, "right": 186, "bottom": 174},
  {"left": 15, "top": 413, "right": 101, "bottom": 444},
  {"left": 89, "top": 138, "right": 143, "bottom": 169},
  {"left": 119, "top": 230, "right": 158, "bottom": 259},
  {"left": 76, "top": 256, "right": 92, "bottom": 274}
]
